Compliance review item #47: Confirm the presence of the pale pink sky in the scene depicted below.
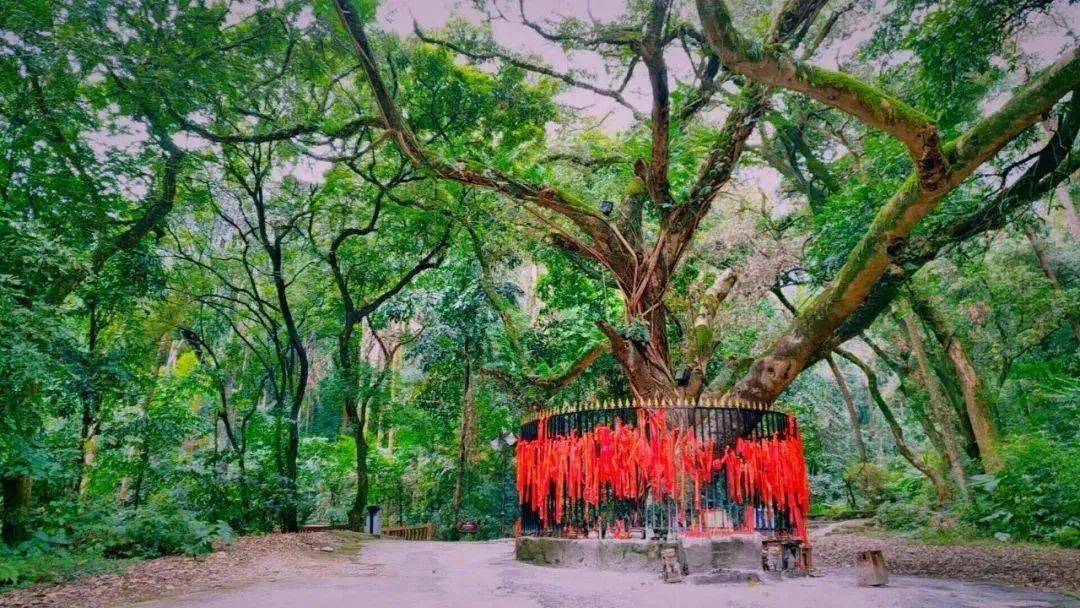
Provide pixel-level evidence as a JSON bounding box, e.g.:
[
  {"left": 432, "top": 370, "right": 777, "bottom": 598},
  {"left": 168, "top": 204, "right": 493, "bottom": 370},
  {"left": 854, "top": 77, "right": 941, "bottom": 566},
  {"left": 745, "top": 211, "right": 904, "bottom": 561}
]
[
  {"left": 376, "top": 0, "right": 1079, "bottom": 132},
  {"left": 92, "top": 0, "right": 1080, "bottom": 192}
]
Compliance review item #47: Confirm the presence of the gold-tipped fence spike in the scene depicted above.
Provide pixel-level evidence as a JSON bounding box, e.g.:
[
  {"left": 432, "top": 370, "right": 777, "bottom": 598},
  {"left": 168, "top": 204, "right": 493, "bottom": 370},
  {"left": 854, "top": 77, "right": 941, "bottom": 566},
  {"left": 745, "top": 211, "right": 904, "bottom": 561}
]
[{"left": 519, "top": 394, "right": 782, "bottom": 426}]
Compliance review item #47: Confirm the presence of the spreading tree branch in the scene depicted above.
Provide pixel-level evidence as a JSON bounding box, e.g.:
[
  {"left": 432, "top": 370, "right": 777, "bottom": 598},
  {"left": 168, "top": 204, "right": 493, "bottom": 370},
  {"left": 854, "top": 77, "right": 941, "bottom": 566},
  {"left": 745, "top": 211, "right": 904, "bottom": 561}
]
[
  {"left": 728, "top": 51, "right": 1080, "bottom": 402},
  {"left": 331, "top": 0, "right": 619, "bottom": 254},
  {"left": 696, "top": 0, "right": 949, "bottom": 190}
]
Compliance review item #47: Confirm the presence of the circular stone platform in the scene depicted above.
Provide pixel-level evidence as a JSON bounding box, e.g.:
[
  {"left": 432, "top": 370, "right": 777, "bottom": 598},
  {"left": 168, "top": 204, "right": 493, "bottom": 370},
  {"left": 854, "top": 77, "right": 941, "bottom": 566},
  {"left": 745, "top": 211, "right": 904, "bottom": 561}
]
[{"left": 515, "top": 536, "right": 763, "bottom": 573}]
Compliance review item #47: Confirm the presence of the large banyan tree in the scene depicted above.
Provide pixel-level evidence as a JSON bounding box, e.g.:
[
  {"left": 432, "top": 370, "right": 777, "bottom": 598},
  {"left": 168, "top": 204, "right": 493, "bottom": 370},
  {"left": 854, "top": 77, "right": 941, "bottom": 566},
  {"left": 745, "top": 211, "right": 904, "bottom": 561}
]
[{"left": 327, "top": 0, "right": 1078, "bottom": 405}]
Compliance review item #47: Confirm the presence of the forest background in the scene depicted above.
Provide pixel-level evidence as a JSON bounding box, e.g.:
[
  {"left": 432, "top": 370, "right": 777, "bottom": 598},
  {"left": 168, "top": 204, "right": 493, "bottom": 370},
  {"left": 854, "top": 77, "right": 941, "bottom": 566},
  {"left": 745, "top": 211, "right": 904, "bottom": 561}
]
[{"left": 0, "top": 0, "right": 1077, "bottom": 587}]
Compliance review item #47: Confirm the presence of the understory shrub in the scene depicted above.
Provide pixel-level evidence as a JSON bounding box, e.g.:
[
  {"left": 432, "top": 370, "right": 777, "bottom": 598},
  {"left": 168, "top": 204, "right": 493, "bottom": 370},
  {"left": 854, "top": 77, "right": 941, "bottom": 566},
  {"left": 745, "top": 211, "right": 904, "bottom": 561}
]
[
  {"left": 965, "top": 434, "right": 1080, "bottom": 547},
  {"left": 98, "top": 499, "right": 234, "bottom": 558},
  {"left": 843, "top": 461, "right": 888, "bottom": 507},
  {"left": 0, "top": 543, "right": 121, "bottom": 587},
  {"left": 875, "top": 500, "right": 931, "bottom": 531},
  {"left": 0, "top": 498, "right": 233, "bottom": 588}
]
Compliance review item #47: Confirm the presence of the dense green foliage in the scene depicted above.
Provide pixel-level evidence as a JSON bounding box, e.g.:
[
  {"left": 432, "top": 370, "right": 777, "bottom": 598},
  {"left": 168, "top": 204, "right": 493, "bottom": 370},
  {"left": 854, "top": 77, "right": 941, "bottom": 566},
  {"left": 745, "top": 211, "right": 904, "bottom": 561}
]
[{"left": 0, "top": 0, "right": 1077, "bottom": 589}]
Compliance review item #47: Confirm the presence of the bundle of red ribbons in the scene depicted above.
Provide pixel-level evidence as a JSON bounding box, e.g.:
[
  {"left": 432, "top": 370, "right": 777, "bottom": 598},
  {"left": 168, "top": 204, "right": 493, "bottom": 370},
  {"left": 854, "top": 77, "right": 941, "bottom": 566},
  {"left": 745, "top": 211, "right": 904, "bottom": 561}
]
[{"left": 516, "top": 409, "right": 810, "bottom": 540}]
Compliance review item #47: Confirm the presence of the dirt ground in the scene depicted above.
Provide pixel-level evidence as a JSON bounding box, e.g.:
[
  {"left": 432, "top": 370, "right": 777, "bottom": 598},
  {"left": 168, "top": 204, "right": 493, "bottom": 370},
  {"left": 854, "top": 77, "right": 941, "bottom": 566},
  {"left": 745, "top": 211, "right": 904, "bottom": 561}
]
[
  {"left": 812, "top": 521, "right": 1080, "bottom": 593},
  {"left": 1, "top": 528, "right": 1077, "bottom": 608}
]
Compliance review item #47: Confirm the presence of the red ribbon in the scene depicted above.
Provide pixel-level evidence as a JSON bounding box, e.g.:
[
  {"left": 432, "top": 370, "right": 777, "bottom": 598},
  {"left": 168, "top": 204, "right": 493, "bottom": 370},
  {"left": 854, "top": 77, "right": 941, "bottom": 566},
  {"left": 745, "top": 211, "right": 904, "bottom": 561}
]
[{"left": 516, "top": 411, "right": 810, "bottom": 540}]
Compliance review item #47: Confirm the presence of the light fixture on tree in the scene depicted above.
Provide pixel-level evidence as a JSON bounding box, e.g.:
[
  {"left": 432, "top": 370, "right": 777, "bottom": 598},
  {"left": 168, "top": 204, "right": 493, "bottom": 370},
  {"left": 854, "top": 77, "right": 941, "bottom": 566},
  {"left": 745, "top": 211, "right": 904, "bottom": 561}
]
[{"left": 675, "top": 367, "right": 691, "bottom": 386}]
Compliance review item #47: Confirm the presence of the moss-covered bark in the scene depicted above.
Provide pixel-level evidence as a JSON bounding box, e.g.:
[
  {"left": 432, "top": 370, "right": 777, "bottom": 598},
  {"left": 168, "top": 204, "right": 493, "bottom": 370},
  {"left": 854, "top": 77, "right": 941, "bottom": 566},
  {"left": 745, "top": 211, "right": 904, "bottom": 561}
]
[
  {"left": 725, "top": 46, "right": 1079, "bottom": 403},
  {"left": 910, "top": 296, "right": 1003, "bottom": 473},
  {"left": 903, "top": 311, "right": 969, "bottom": 502},
  {"left": 837, "top": 348, "right": 952, "bottom": 504}
]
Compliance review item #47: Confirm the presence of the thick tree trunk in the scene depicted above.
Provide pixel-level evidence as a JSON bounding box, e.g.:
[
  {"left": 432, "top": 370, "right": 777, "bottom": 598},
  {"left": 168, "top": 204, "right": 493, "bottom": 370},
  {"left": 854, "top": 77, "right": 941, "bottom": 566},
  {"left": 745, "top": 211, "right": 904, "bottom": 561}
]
[
  {"left": 339, "top": 323, "right": 367, "bottom": 532},
  {"left": 282, "top": 424, "right": 300, "bottom": 532},
  {"left": 347, "top": 423, "right": 369, "bottom": 531},
  {"left": 837, "top": 349, "right": 952, "bottom": 503},
  {"left": 1057, "top": 178, "right": 1080, "bottom": 240},
  {"left": 1026, "top": 227, "right": 1080, "bottom": 341},
  {"left": 925, "top": 348, "right": 981, "bottom": 461},
  {"left": 76, "top": 301, "right": 100, "bottom": 498},
  {"left": 1, "top": 474, "right": 32, "bottom": 546},
  {"left": 269, "top": 246, "right": 307, "bottom": 533},
  {"left": 596, "top": 278, "right": 685, "bottom": 411},
  {"left": 826, "top": 355, "right": 868, "bottom": 462},
  {"left": 904, "top": 311, "right": 970, "bottom": 501},
  {"left": 911, "top": 296, "right": 1004, "bottom": 473},
  {"left": 453, "top": 354, "right": 476, "bottom": 525}
]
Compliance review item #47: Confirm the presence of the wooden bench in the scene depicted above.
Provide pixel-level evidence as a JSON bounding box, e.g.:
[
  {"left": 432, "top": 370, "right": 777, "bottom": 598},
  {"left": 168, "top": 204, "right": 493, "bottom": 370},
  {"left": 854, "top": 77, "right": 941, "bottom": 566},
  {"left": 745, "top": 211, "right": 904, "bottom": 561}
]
[{"left": 382, "top": 524, "right": 435, "bottom": 540}]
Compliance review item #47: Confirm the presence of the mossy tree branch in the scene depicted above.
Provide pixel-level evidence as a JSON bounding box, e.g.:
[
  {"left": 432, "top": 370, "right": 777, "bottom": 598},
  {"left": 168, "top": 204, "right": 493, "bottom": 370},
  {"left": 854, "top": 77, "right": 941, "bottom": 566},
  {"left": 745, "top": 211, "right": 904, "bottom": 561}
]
[
  {"left": 695, "top": 0, "right": 949, "bottom": 190},
  {"left": 727, "top": 49, "right": 1080, "bottom": 403}
]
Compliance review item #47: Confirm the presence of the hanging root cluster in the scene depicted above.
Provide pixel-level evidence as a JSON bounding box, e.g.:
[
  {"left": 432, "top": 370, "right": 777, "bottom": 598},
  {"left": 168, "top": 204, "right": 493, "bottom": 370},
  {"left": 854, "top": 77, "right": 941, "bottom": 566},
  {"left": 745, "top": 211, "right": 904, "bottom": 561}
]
[{"left": 516, "top": 407, "right": 810, "bottom": 541}]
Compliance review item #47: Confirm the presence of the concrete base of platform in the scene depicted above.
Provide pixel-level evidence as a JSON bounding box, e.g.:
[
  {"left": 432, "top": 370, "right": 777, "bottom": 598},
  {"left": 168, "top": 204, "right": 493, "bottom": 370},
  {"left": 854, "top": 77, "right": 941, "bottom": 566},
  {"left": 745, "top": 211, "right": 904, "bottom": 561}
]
[{"left": 514, "top": 536, "right": 763, "bottom": 573}]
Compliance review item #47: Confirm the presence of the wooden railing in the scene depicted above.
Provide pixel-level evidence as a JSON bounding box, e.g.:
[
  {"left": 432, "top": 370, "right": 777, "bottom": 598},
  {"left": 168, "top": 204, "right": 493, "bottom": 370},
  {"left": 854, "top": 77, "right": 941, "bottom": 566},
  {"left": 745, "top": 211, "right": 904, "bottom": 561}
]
[{"left": 382, "top": 524, "right": 435, "bottom": 540}]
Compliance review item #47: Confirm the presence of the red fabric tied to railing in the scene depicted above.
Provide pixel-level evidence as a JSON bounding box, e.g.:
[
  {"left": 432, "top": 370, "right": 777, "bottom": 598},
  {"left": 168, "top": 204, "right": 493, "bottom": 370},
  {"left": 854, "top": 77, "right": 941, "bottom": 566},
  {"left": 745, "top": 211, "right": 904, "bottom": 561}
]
[{"left": 516, "top": 409, "right": 810, "bottom": 540}]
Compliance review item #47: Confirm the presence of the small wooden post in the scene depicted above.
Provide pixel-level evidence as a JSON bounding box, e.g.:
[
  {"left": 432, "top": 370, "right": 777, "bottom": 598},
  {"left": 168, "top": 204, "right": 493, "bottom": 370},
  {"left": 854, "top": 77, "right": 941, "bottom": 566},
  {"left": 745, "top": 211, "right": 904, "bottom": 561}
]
[
  {"left": 855, "top": 550, "right": 888, "bottom": 586},
  {"left": 661, "top": 547, "right": 684, "bottom": 583}
]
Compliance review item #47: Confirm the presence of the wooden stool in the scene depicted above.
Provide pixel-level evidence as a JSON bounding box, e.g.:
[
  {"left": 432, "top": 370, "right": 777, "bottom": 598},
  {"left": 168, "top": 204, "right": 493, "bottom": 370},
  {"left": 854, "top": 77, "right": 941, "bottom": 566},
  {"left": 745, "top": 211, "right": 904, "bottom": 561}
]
[{"left": 855, "top": 550, "right": 888, "bottom": 586}]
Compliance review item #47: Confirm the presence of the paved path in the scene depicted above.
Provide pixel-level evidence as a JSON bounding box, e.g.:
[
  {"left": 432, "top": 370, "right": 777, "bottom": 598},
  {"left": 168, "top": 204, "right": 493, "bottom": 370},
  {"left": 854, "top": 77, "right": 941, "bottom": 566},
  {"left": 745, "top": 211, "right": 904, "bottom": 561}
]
[{"left": 127, "top": 538, "right": 1079, "bottom": 608}]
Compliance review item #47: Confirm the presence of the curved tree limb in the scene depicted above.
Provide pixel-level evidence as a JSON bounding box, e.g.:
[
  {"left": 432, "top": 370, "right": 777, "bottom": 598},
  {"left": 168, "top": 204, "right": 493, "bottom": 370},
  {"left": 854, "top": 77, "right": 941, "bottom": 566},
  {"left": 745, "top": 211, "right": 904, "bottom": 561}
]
[
  {"left": 170, "top": 109, "right": 380, "bottom": 145},
  {"left": 412, "top": 23, "right": 645, "bottom": 121},
  {"left": 727, "top": 51, "right": 1080, "bottom": 402},
  {"left": 695, "top": 0, "right": 949, "bottom": 190},
  {"left": 331, "top": 0, "right": 619, "bottom": 255}
]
